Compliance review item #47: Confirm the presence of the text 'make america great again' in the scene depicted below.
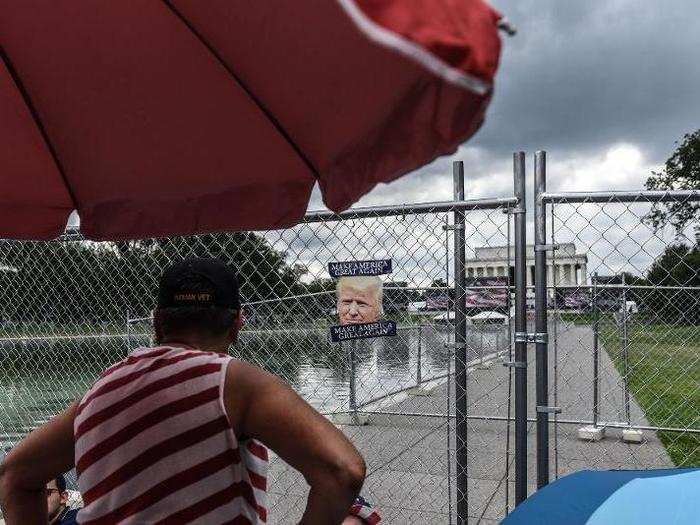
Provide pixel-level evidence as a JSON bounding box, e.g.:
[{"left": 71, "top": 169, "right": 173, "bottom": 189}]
[
  {"left": 328, "top": 259, "right": 392, "bottom": 277},
  {"left": 330, "top": 320, "right": 397, "bottom": 342}
]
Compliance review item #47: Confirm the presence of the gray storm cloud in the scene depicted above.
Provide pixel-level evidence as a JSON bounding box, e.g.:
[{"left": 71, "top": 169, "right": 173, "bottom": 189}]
[{"left": 302, "top": 0, "right": 699, "bottom": 212}]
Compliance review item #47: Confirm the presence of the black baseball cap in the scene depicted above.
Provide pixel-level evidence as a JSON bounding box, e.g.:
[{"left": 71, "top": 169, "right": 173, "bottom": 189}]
[{"left": 157, "top": 258, "right": 241, "bottom": 310}]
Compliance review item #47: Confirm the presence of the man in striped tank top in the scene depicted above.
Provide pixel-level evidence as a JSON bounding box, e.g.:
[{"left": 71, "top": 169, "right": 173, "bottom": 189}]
[{"left": 0, "top": 258, "right": 380, "bottom": 524}]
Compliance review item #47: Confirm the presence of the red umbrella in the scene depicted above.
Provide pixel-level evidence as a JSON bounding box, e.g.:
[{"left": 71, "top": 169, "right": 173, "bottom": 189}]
[{"left": 1, "top": 1, "right": 502, "bottom": 241}]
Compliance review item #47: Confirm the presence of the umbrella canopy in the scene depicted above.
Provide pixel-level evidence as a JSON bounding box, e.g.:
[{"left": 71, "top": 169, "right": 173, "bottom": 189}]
[
  {"left": 503, "top": 468, "right": 700, "bottom": 524},
  {"left": 1, "top": 1, "right": 502, "bottom": 241}
]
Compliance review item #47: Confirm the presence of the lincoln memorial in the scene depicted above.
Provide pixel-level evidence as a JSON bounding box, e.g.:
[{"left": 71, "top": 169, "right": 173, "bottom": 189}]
[{"left": 464, "top": 243, "right": 588, "bottom": 287}]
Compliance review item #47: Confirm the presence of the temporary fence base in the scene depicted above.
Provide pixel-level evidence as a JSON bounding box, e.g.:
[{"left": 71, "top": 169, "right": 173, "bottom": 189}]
[
  {"left": 2, "top": 152, "right": 698, "bottom": 524},
  {"left": 578, "top": 425, "right": 606, "bottom": 442},
  {"left": 622, "top": 428, "right": 644, "bottom": 444}
]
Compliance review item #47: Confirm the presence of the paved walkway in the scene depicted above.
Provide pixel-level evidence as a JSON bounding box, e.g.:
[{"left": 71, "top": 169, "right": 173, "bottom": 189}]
[{"left": 266, "top": 322, "right": 672, "bottom": 524}]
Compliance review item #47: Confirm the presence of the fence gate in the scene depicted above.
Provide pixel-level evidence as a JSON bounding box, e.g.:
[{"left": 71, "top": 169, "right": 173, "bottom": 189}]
[
  {"left": 9, "top": 151, "right": 698, "bottom": 523},
  {"left": 531, "top": 151, "right": 700, "bottom": 491},
  {"left": 0, "top": 166, "right": 524, "bottom": 524}
]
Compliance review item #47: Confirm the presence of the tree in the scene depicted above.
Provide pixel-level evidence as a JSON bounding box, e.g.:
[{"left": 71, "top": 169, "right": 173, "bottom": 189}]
[
  {"left": 304, "top": 278, "right": 336, "bottom": 295},
  {"left": 644, "top": 243, "right": 700, "bottom": 325},
  {"left": 645, "top": 130, "right": 700, "bottom": 234},
  {"left": 298, "top": 278, "right": 336, "bottom": 321},
  {"left": 384, "top": 281, "right": 411, "bottom": 313},
  {"left": 0, "top": 232, "right": 310, "bottom": 327},
  {"left": 150, "top": 234, "right": 274, "bottom": 296}
]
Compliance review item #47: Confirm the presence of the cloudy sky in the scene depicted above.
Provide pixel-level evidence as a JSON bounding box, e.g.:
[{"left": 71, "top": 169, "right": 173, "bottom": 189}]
[
  {"left": 291, "top": 0, "right": 700, "bottom": 283},
  {"left": 307, "top": 0, "right": 700, "bottom": 209},
  {"left": 66, "top": 1, "right": 698, "bottom": 283}
]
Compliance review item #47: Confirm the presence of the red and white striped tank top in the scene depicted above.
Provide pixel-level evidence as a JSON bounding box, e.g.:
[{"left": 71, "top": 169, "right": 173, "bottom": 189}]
[{"left": 74, "top": 346, "right": 268, "bottom": 524}]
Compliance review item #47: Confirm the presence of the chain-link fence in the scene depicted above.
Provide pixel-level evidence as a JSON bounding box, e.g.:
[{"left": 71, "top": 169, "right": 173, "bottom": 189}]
[
  {"left": 0, "top": 189, "right": 523, "bottom": 523},
  {"left": 532, "top": 160, "right": 700, "bottom": 492},
  {"left": 2, "top": 152, "right": 697, "bottom": 524}
]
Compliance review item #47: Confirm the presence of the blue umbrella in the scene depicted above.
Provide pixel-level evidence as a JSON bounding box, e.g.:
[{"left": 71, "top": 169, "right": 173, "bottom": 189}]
[{"left": 503, "top": 468, "right": 700, "bottom": 524}]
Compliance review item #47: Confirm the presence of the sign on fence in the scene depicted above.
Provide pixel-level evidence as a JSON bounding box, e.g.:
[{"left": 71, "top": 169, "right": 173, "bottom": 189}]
[
  {"left": 329, "top": 259, "right": 397, "bottom": 341},
  {"left": 329, "top": 320, "right": 397, "bottom": 342},
  {"left": 328, "top": 259, "right": 392, "bottom": 277}
]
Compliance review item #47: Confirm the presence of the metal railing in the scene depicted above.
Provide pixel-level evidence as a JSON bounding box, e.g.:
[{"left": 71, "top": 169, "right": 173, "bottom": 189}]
[
  {"left": 0, "top": 174, "right": 521, "bottom": 524},
  {"left": 2, "top": 149, "right": 697, "bottom": 523},
  {"left": 533, "top": 155, "right": 700, "bottom": 490}
]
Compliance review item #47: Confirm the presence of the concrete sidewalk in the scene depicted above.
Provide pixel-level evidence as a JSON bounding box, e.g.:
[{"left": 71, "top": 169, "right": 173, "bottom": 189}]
[{"left": 266, "top": 322, "right": 672, "bottom": 524}]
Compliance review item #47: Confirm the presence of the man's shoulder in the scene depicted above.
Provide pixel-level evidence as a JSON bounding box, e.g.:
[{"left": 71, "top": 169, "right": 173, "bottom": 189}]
[
  {"left": 80, "top": 346, "right": 230, "bottom": 408},
  {"left": 106, "top": 345, "right": 225, "bottom": 372}
]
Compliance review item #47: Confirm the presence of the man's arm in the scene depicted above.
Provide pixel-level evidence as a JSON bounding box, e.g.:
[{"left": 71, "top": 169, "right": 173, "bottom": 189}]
[
  {"left": 225, "top": 360, "right": 366, "bottom": 525},
  {"left": 0, "top": 403, "right": 77, "bottom": 525}
]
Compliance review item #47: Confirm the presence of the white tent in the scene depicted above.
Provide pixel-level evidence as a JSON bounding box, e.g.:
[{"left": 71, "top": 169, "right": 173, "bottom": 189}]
[{"left": 470, "top": 311, "right": 509, "bottom": 325}]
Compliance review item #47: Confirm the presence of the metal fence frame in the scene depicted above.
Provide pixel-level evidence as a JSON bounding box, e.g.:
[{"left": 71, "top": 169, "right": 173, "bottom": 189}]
[
  {"left": 302, "top": 159, "right": 528, "bottom": 524},
  {"left": 1, "top": 161, "right": 526, "bottom": 524},
  {"left": 533, "top": 152, "right": 700, "bottom": 490},
  {"left": 3, "top": 149, "right": 697, "bottom": 522}
]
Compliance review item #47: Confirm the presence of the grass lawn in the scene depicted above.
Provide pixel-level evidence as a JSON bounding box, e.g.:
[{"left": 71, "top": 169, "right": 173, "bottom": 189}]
[
  {"left": 559, "top": 311, "right": 616, "bottom": 326},
  {"left": 599, "top": 321, "right": 700, "bottom": 467}
]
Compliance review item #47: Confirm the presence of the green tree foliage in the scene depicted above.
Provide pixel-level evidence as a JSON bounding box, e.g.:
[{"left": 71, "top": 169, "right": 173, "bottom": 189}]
[
  {"left": 644, "top": 243, "right": 700, "bottom": 325},
  {"left": 294, "top": 278, "right": 336, "bottom": 322},
  {"left": 645, "top": 130, "right": 700, "bottom": 234},
  {"left": 384, "top": 281, "right": 423, "bottom": 313},
  {"left": 303, "top": 277, "right": 336, "bottom": 295},
  {"left": 589, "top": 246, "right": 699, "bottom": 325},
  {"left": 647, "top": 244, "right": 700, "bottom": 286},
  {"left": 0, "top": 232, "right": 309, "bottom": 327}
]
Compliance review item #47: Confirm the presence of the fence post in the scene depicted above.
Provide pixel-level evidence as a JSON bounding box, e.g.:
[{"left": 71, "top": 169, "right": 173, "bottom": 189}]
[
  {"left": 452, "top": 160, "right": 469, "bottom": 524},
  {"left": 534, "top": 151, "right": 551, "bottom": 488},
  {"left": 126, "top": 309, "right": 132, "bottom": 355},
  {"left": 593, "top": 273, "right": 600, "bottom": 428},
  {"left": 512, "top": 152, "right": 528, "bottom": 505},
  {"left": 444, "top": 216, "right": 454, "bottom": 523},
  {"left": 479, "top": 329, "right": 485, "bottom": 367},
  {"left": 621, "top": 273, "right": 631, "bottom": 425},
  {"left": 349, "top": 339, "right": 358, "bottom": 422},
  {"left": 416, "top": 325, "right": 423, "bottom": 387}
]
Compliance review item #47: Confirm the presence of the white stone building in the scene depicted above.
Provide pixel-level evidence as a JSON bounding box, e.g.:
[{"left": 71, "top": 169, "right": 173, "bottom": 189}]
[{"left": 464, "top": 243, "right": 588, "bottom": 286}]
